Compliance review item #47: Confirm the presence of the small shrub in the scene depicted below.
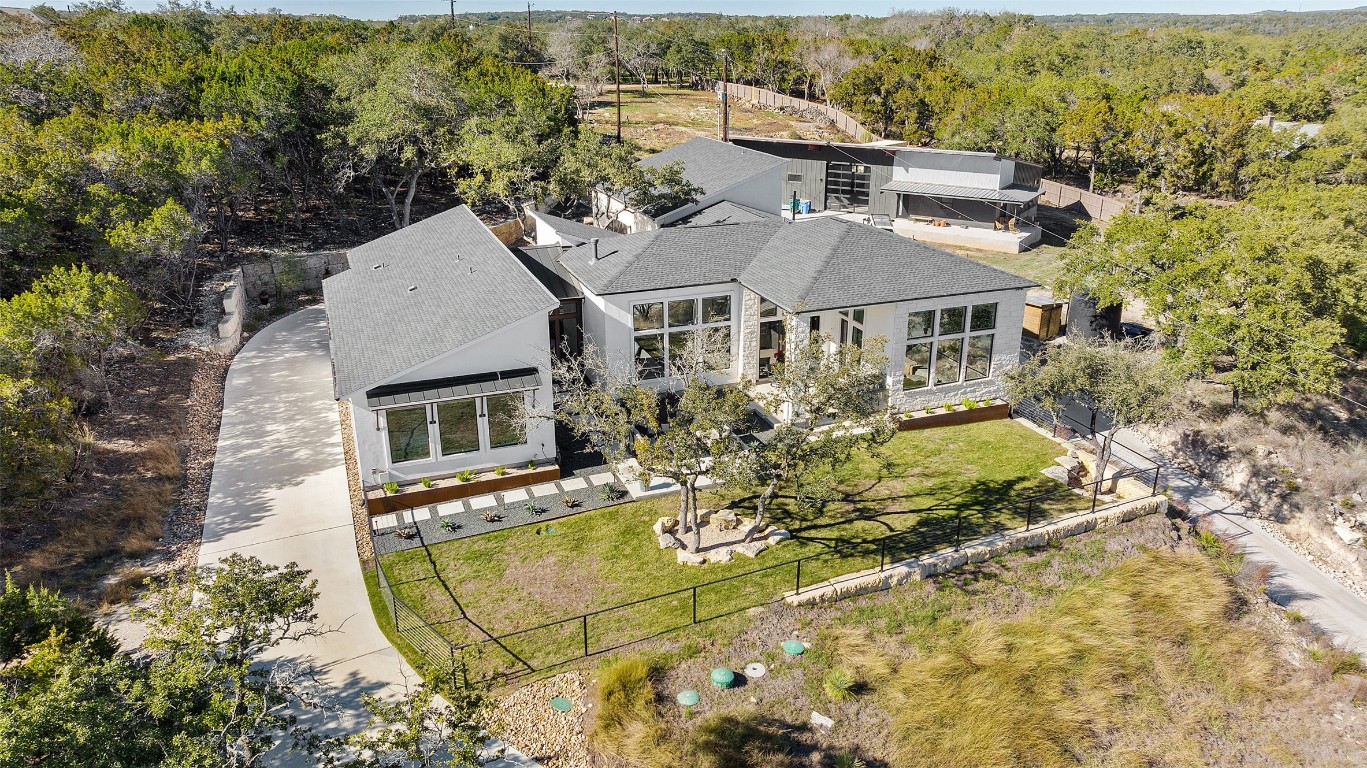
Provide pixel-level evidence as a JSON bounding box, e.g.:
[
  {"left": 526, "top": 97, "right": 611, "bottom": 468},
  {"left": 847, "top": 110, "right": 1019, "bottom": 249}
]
[
  {"left": 526, "top": 461, "right": 536, "bottom": 470},
  {"left": 562, "top": 495, "right": 580, "bottom": 509},
  {"left": 439, "top": 519, "right": 461, "bottom": 532},
  {"left": 493, "top": 466, "right": 508, "bottom": 477},
  {"left": 1310, "top": 644, "right": 1365, "bottom": 677},
  {"left": 420, "top": 477, "right": 433, "bottom": 489},
  {"left": 524, "top": 501, "right": 543, "bottom": 516},
  {"left": 598, "top": 484, "right": 624, "bottom": 502},
  {"left": 963, "top": 398, "right": 977, "bottom": 409},
  {"left": 455, "top": 470, "right": 476, "bottom": 482},
  {"left": 1341, "top": 497, "right": 1357, "bottom": 509},
  {"left": 382, "top": 481, "right": 400, "bottom": 495},
  {"left": 925, "top": 406, "right": 935, "bottom": 414},
  {"left": 481, "top": 511, "right": 503, "bottom": 523},
  {"left": 1286, "top": 608, "right": 1306, "bottom": 623},
  {"left": 830, "top": 754, "right": 867, "bottom": 768},
  {"left": 823, "top": 668, "right": 858, "bottom": 701},
  {"left": 589, "top": 656, "right": 671, "bottom": 767},
  {"left": 944, "top": 402, "right": 955, "bottom": 411},
  {"left": 688, "top": 710, "right": 797, "bottom": 768}
]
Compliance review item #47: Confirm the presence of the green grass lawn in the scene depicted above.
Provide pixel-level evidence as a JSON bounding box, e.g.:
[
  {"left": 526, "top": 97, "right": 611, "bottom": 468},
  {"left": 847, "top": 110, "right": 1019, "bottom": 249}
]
[
  {"left": 950, "top": 243, "right": 1068, "bottom": 289},
  {"left": 379, "top": 419, "right": 1081, "bottom": 679}
]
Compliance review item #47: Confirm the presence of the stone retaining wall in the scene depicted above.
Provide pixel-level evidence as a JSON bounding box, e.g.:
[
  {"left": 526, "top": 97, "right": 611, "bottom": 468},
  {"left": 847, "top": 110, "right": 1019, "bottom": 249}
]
[
  {"left": 241, "top": 250, "right": 349, "bottom": 301},
  {"left": 785, "top": 494, "right": 1168, "bottom": 606},
  {"left": 210, "top": 267, "right": 246, "bottom": 355}
]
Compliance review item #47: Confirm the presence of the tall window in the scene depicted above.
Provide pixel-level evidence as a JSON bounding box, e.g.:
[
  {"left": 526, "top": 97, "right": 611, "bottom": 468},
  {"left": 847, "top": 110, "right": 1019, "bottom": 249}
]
[
  {"left": 486, "top": 393, "right": 527, "bottom": 448},
  {"left": 632, "top": 294, "right": 732, "bottom": 379},
  {"left": 386, "top": 405, "right": 430, "bottom": 464},
  {"left": 902, "top": 301, "right": 998, "bottom": 391},
  {"left": 840, "top": 308, "right": 866, "bottom": 348},
  {"left": 436, "top": 399, "right": 479, "bottom": 456}
]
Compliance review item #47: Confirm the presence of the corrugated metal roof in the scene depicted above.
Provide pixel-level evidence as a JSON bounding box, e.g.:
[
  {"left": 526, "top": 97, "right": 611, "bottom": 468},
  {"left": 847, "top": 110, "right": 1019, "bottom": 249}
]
[
  {"left": 366, "top": 367, "right": 542, "bottom": 409},
  {"left": 881, "top": 180, "right": 1042, "bottom": 204}
]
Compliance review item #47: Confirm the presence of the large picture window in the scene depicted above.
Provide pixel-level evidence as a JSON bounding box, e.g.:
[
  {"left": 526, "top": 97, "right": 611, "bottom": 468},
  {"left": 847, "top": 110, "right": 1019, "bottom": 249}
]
[
  {"left": 632, "top": 293, "right": 733, "bottom": 379},
  {"left": 436, "top": 399, "right": 479, "bottom": 456},
  {"left": 386, "top": 405, "right": 431, "bottom": 464},
  {"left": 903, "top": 301, "right": 1000, "bottom": 391}
]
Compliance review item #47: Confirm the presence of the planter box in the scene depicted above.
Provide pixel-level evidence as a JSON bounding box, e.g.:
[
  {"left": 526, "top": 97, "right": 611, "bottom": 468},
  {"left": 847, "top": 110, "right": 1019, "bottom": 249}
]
[
  {"left": 366, "top": 465, "right": 562, "bottom": 515},
  {"left": 896, "top": 401, "right": 1010, "bottom": 431}
]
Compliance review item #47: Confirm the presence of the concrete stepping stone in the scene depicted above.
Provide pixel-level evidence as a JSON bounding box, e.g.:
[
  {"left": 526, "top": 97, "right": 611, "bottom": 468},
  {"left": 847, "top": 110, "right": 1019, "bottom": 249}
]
[
  {"left": 371, "top": 514, "right": 397, "bottom": 531},
  {"left": 468, "top": 495, "right": 498, "bottom": 510},
  {"left": 560, "top": 477, "right": 589, "bottom": 491},
  {"left": 411, "top": 507, "right": 433, "bottom": 522},
  {"left": 436, "top": 501, "right": 465, "bottom": 516},
  {"left": 502, "top": 488, "right": 530, "bottom": 503},
  {"left": 587, "top": 471, "right": 616, "bottom": 486},
  {"left": 530, "top": 483, "right": 560, "bottom": 497}
]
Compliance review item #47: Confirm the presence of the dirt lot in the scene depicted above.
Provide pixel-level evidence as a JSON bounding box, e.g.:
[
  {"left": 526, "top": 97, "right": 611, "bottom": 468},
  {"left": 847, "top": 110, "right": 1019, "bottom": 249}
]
[{"left": 583, "top": 85, "right": 848, "bottom": 151}]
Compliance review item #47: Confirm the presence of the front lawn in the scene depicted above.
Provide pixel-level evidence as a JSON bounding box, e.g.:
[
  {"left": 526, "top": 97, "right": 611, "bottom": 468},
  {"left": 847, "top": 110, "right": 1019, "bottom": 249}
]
[{"left": 378, "top": 419, "right": 1082, "bottom": 677}]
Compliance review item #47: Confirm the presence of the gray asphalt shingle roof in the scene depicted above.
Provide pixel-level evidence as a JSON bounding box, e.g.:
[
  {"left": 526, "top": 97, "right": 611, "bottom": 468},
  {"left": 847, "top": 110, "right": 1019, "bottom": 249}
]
[
  {"left": 638, "top": 137, "right": 786, "bottom": 198},
  {"left": 530, "top": 212, "right": 618, "bottom": 245},
  {"left": 677, "top": 200, "right": 782, "bottom": 227},
  {"left": 324, "top": 206, "right": 557, "bottom": 399},
  {"left": 559, "top": 217, "right": 1035, "bottom": 311}
]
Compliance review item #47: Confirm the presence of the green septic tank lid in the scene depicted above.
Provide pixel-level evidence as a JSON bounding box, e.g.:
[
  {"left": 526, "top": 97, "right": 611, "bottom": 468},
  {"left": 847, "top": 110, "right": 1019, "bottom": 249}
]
[
  {"left": 676, "top": 689, "right": 700, "bottom": 707},
  {"left": 782, "top": 640, "right": 806, "bottom": 656},
  {"left": 549, "top": 696, "right": 573, "bottom": 713},
  {"left": 710, "top": 667, "right": 736, "bottom": 688}
]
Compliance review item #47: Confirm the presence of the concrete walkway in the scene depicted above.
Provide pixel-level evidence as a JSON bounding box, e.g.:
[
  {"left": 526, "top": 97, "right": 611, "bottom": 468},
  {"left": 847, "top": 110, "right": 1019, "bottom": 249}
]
[
  {"left": 199, "top": 306, "right": 538, "bottom": 764},
  {"left": 1109, "top": 428, "right": 1367, "bottom": 655}
]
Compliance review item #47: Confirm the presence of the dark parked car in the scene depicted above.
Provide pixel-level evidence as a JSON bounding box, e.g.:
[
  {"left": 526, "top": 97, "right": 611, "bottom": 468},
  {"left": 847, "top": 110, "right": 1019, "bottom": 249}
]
[{"left": 1120, "top": 321, "right": 1154, "bottom": 339}]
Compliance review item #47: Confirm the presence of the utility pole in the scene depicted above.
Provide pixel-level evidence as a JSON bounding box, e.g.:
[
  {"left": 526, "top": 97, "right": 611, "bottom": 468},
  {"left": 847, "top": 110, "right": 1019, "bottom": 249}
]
[
  {"left": 719, "top": 49, "right": 729, "bottom": 142},
  {"left": 449, "top": 0, "right": 455, "bottom": 24},
  {"left": 526, "top": 2, "right": 532, "bottom": 44},
  {"left": 613, "top": 11, "right": 622, "bottom": 142}
]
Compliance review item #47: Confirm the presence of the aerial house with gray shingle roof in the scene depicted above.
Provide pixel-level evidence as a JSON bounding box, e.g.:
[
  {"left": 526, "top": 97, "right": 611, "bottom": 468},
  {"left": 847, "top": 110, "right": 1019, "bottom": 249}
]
[
  {"left": 324, "top": 204, "right": 1034, "bottom": 489},
  {"left": 323, "top": 206, "right": 559, "bottom": 486}
]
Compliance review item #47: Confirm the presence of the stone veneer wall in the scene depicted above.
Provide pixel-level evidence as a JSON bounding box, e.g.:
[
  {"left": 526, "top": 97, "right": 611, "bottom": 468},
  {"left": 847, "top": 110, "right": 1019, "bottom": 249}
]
[
  {"left": 740, "top": 287, "right": 761, "bottom": 383},
  {"left": 785, "top": 494, "right": 1168, "bottom": 606}
]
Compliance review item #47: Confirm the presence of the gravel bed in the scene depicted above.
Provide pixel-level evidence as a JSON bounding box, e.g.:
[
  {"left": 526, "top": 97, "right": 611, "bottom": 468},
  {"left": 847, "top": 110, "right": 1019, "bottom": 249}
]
[
  {"left": 482, "top": 672, "right": 588, "bottom": 768},
  {"left": 339, "top": 401, "right": 374, "bottom": 562},
  {"left": 371, "top": 482, "right": 631, "bottom": 555}
]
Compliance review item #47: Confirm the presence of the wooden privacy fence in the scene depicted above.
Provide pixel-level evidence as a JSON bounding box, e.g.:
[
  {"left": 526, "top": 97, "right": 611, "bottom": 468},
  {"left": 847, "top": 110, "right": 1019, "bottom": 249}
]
[
  {"left": 1038, "top": 179, "right": 1134, "bottom": 224},
  {"left": 723, "top": 82, "right": 877, "bottom": 143}
]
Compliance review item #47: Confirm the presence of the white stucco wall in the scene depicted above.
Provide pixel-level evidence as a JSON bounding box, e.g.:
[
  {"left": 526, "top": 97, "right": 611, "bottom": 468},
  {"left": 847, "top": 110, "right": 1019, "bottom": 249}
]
[
  {"left": 348, "top": 312, "right": 556, "bottom": 485},
  {"left": 578, "top": 281, "right": 744, "bottom": 387},
  {"left": 884, "top": 288, "right": 1029, "bottom": 412}
]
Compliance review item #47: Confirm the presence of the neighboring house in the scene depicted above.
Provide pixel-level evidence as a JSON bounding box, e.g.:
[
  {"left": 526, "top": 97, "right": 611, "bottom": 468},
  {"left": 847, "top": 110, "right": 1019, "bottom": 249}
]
[
  {"left": 323, "top": 206, "right": 559, "bottom": 485},
  {"left": 554, "top": 217, "right": 1035, "bottom": 413},
  {"left": 731, "top": 136, "right": 1045, "bottom": 253},
  {"left": 595, "top": 137, "right": 788, "bottom": 233}
]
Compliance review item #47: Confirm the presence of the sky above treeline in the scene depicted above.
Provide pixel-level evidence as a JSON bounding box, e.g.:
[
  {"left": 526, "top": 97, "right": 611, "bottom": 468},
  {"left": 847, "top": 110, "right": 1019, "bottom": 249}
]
[{"left": 56, "top": 2, "right": 1367, "bottom": 20}]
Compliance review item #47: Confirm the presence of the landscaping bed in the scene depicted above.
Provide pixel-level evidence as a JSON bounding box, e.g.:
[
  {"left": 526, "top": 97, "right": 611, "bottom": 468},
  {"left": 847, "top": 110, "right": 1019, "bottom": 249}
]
[
  {"left": 895, "top": 398, "right": 1010, "bottom": 431},
  {"left": 366, "top": 463, "right": 561, "bottom": 515}
]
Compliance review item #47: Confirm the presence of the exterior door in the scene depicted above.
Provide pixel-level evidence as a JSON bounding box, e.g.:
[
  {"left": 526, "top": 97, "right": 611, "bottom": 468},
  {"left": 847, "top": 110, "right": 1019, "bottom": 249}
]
[
  {"left": 548, "top": 299, "right": 582, "bottom": 359},
  {"left": 826, "top": 162, "right": 871, "bottom": 211}
]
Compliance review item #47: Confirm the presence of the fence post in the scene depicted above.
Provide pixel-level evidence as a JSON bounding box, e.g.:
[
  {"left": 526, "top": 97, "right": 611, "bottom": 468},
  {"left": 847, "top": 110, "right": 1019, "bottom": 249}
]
[
  {"left": 955, "top": 511, "right": 964, "bottom": 550},
  {"left": 1151, "top": 464, "right": 1161, "bottom": 496},
  {"left": 691, "top": 586, "right": 698, "bottom": 624},
  {"left": 795, "top": 558, "right": 802, "bottom": 595},
  {"left": 582, "top": 615, "right": 589, "bottom": 658},
  {"left": 1026, "top": 499, "right": 1034, "bottom": 530},
  {"left": 1090, "top": 477, "right": 1100, "bottom": 514},
  {"left": 879, "top": 537, "right": 886, "bottom": 571}
]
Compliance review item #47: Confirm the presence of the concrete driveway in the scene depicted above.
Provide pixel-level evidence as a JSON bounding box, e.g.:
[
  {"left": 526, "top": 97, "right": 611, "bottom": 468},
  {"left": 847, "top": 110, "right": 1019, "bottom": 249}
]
[
  {"left": 199, "top": 306, "right": 539, "bottom": 766},
  {"left": 1110, "top": 428, "right": 1367, "bottom": 656},
  {"left": 199, "top": 305, "right": 417, "bottom": 737}
]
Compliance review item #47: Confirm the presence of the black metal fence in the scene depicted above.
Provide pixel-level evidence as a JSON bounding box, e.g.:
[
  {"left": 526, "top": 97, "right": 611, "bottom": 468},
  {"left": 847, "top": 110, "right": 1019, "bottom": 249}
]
[{"left": 372, "top": 452, "right": 1162, "bottom": 687}]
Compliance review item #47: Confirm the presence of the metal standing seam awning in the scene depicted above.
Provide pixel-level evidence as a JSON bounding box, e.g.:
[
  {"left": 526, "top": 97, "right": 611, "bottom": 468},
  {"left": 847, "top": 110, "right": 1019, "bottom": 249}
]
[
  {"left": 365, "top": 367, "right": 542, "bottom": 409},
  {"left": 879, "top": 180, "right": 1042, "bottom": 205}
]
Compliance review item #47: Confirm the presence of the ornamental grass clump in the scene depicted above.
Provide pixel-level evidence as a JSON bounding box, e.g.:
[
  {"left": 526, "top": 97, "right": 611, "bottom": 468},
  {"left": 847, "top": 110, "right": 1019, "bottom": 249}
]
[{"left": 589, "top": 656, "right": 672, "bottom": 768}]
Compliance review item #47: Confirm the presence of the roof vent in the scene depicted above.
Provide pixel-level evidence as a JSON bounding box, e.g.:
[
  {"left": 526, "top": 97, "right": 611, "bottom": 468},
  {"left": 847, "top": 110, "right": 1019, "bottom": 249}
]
[
  {"left": 590, "top": 238, "right": 600, "bottom": 262},
  {"left": 407, "top": 285, "right": 417, "bottom": 292},
  {"left": 371, "top": 263, "right": 384, "bottom": 270}
]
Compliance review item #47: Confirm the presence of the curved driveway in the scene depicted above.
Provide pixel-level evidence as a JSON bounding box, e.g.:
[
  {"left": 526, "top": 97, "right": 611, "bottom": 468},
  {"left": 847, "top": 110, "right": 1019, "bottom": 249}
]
[{"left": 199, "top": 306, "right": 416, "bottom": 735}]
